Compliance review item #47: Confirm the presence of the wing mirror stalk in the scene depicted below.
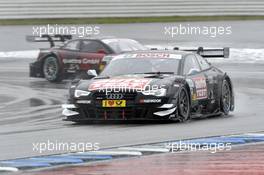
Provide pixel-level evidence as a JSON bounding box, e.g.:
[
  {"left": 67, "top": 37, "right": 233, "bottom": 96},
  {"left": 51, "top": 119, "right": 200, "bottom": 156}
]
[{"left": 87, "top": 69, "right": 98, "bottom": 78}]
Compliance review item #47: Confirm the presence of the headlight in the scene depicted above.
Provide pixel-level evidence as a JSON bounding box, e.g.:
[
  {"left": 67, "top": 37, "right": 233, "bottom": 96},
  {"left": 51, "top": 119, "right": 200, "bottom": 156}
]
[
  {"left": 142, "top": 88, "right": 167, "bottom": 97},
  {"left": 74, "top": 90, "right": 91, "bottom": 98}
]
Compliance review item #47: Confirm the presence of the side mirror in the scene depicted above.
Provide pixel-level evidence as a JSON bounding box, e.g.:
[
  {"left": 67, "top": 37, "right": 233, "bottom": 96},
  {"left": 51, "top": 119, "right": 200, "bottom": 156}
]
[
  {"left": 223, "top": 47, "right": 230, "bottom": 58},
  {"left": 97, "top": 49, "right": 106, "bottom": 54},
  {"left": 87, "top": 69, "right": 97, "bottom": 78},
  {"left": 187, "top": 68, "right": 199, "bottom": 75}
]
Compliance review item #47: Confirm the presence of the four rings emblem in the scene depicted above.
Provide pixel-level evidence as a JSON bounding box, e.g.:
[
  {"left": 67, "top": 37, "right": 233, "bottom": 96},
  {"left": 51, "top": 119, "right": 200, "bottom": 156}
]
[{"left": 106, "top": 93, "right": 124, "bottom": 99}]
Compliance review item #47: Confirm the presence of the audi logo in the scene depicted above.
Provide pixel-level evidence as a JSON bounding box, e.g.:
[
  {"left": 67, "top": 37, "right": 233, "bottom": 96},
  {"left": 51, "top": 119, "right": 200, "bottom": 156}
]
[{"left": 106, "top": 93, "right": 124, "bottom": 99}]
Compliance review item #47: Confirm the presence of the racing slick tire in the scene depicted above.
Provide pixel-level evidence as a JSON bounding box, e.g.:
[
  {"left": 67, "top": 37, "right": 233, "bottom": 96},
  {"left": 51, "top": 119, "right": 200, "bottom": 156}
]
[
  {"left": 220, "top": 79, "right": 232, "bottom": 115},
  {"left": 175, "top": 87, "right": 191, "bottom": 122},
  {"left": 43, "top": 56, "right": 63, "bottom": 82}
]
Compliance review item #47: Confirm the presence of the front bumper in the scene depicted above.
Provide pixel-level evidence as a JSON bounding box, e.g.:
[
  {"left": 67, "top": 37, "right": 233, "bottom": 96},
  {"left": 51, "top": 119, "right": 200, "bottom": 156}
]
[
  {"left": 62, "top": 89, "right": 179, "bottom": 122},
  {"left": 62, "top": 103, "right": 177, "bottom": 121}
]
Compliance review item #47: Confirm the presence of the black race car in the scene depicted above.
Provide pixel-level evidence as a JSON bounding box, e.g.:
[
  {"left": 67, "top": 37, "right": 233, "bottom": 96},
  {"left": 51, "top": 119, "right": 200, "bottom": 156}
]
[
  {"left": 27, "top": 35, "right": 147, "bottom": 82},
  {"left": 62, "top": 50, "right": 234, "bottom": 122}
]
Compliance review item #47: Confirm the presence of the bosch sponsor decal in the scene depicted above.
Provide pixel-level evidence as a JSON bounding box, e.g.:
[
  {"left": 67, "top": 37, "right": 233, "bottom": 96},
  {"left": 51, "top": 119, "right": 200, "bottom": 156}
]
[
  {"left": 114, "top": 53, "right": 182, "bottom": 60},
  {"left": 63, "top": 58, "right": 100, "bottom": 64},
  {"left": 192, "top": 76, "right": 208, "bottom": 99},
  {"left": 89, "top": 78, "right": 152, "bottom": 91}
]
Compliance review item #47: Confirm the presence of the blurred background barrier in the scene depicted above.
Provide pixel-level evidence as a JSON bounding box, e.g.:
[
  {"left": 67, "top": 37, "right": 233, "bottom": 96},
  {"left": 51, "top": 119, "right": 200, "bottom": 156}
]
[{"left": 0, "top": 0, "right": 264, "bottom": 19}]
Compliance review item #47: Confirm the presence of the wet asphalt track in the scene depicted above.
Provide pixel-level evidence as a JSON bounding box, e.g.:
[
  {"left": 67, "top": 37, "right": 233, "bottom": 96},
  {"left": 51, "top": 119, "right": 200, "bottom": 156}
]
[{"left": 0, "top": 21, "right": 264, "bottom": 160}]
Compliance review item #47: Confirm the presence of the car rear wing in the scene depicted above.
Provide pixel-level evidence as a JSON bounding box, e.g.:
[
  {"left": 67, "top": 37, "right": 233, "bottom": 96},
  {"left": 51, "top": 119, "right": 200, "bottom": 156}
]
[
  {"left": 150, "top": 46, "right": 230, "bottom": 58},
  {"left": 26, "top": 34, "right": 72, "bottom": 48},
  {"left": 173, "top": 47, "right": 230, "bottom": 58}
]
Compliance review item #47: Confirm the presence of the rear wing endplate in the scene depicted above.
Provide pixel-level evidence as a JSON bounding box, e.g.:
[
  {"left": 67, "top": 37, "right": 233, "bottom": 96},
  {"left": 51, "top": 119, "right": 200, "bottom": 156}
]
[{"left": 26, "top": 34, "right": 72, "bottom": 48}]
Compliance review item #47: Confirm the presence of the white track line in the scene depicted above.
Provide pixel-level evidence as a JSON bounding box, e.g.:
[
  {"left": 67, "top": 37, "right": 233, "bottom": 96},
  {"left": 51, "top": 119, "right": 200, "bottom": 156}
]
[
  {"left": 0, "top": 50, "right": 39, "bottom": 59},
  {"left": 0, "top": 167, "right": 19, "bottom": 172},
  {"left": 118, "top": 147, "right": 170, "bottom": 153},
  {"left": 243, "top": 133, "right": 264, "bottom": 137},
  {"left": 77, "top": 150, "right": 142, "bottom": 156}
]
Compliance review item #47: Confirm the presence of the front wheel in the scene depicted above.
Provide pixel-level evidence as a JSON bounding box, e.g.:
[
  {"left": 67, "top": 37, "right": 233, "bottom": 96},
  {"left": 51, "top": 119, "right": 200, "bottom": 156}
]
[
  {"left": 43, "top": 56, "right": 62, "bottom": 82},
  {"left": 221, "top": 80, "right": 232, "bottom": 115},
  {"left": 176, "top": 87, "right": 190, "bottom": 122}
]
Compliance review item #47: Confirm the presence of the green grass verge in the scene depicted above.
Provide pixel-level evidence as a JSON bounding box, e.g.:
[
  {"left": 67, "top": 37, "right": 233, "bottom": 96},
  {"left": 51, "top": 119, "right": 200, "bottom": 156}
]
[{"left": 1, "top": 16, "right": 264, "bottom": 25}]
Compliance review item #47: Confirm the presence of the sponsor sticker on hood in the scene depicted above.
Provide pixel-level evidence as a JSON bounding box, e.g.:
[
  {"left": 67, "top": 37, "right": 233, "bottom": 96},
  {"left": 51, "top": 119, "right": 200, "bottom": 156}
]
[
  {"left": 114, "top": 53, "right": 182, "bottom": 60},
  {"left": 89, "top": 78, "right": 152, "bottom": 91}
]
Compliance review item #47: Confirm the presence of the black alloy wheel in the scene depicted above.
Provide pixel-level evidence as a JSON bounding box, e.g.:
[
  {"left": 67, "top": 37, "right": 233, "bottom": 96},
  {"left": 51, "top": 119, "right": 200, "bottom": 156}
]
[
  {"left": 177, "top": 87, "right": 190, "bottom": 122},
  {"left": 43, "top": 56, "right": 62, "bottom": 82},
  {"left": 221, "top": 80, "right": 231, "bottom": 115}
]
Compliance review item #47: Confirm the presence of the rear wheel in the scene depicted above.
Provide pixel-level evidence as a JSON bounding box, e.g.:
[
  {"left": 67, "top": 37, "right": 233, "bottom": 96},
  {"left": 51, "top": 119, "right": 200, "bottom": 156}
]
[
  {"left": 43, "top": 56, "right": 62, "bottom": 82},
  {"left": 176, "top": 87, "right": 190, "bottom": 122},
  {"left": 221, "top": 80, "right": 232, "bottom": 115}
]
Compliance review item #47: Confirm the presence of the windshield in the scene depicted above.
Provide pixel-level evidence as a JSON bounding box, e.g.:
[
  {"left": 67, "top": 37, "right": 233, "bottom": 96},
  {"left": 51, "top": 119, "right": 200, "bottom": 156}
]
[
  {"left": 100, "top": 58, "right": 180, "bottom": 77},
  {"left": 102, "top": 39, "right": 147, "bottom": 53}
]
